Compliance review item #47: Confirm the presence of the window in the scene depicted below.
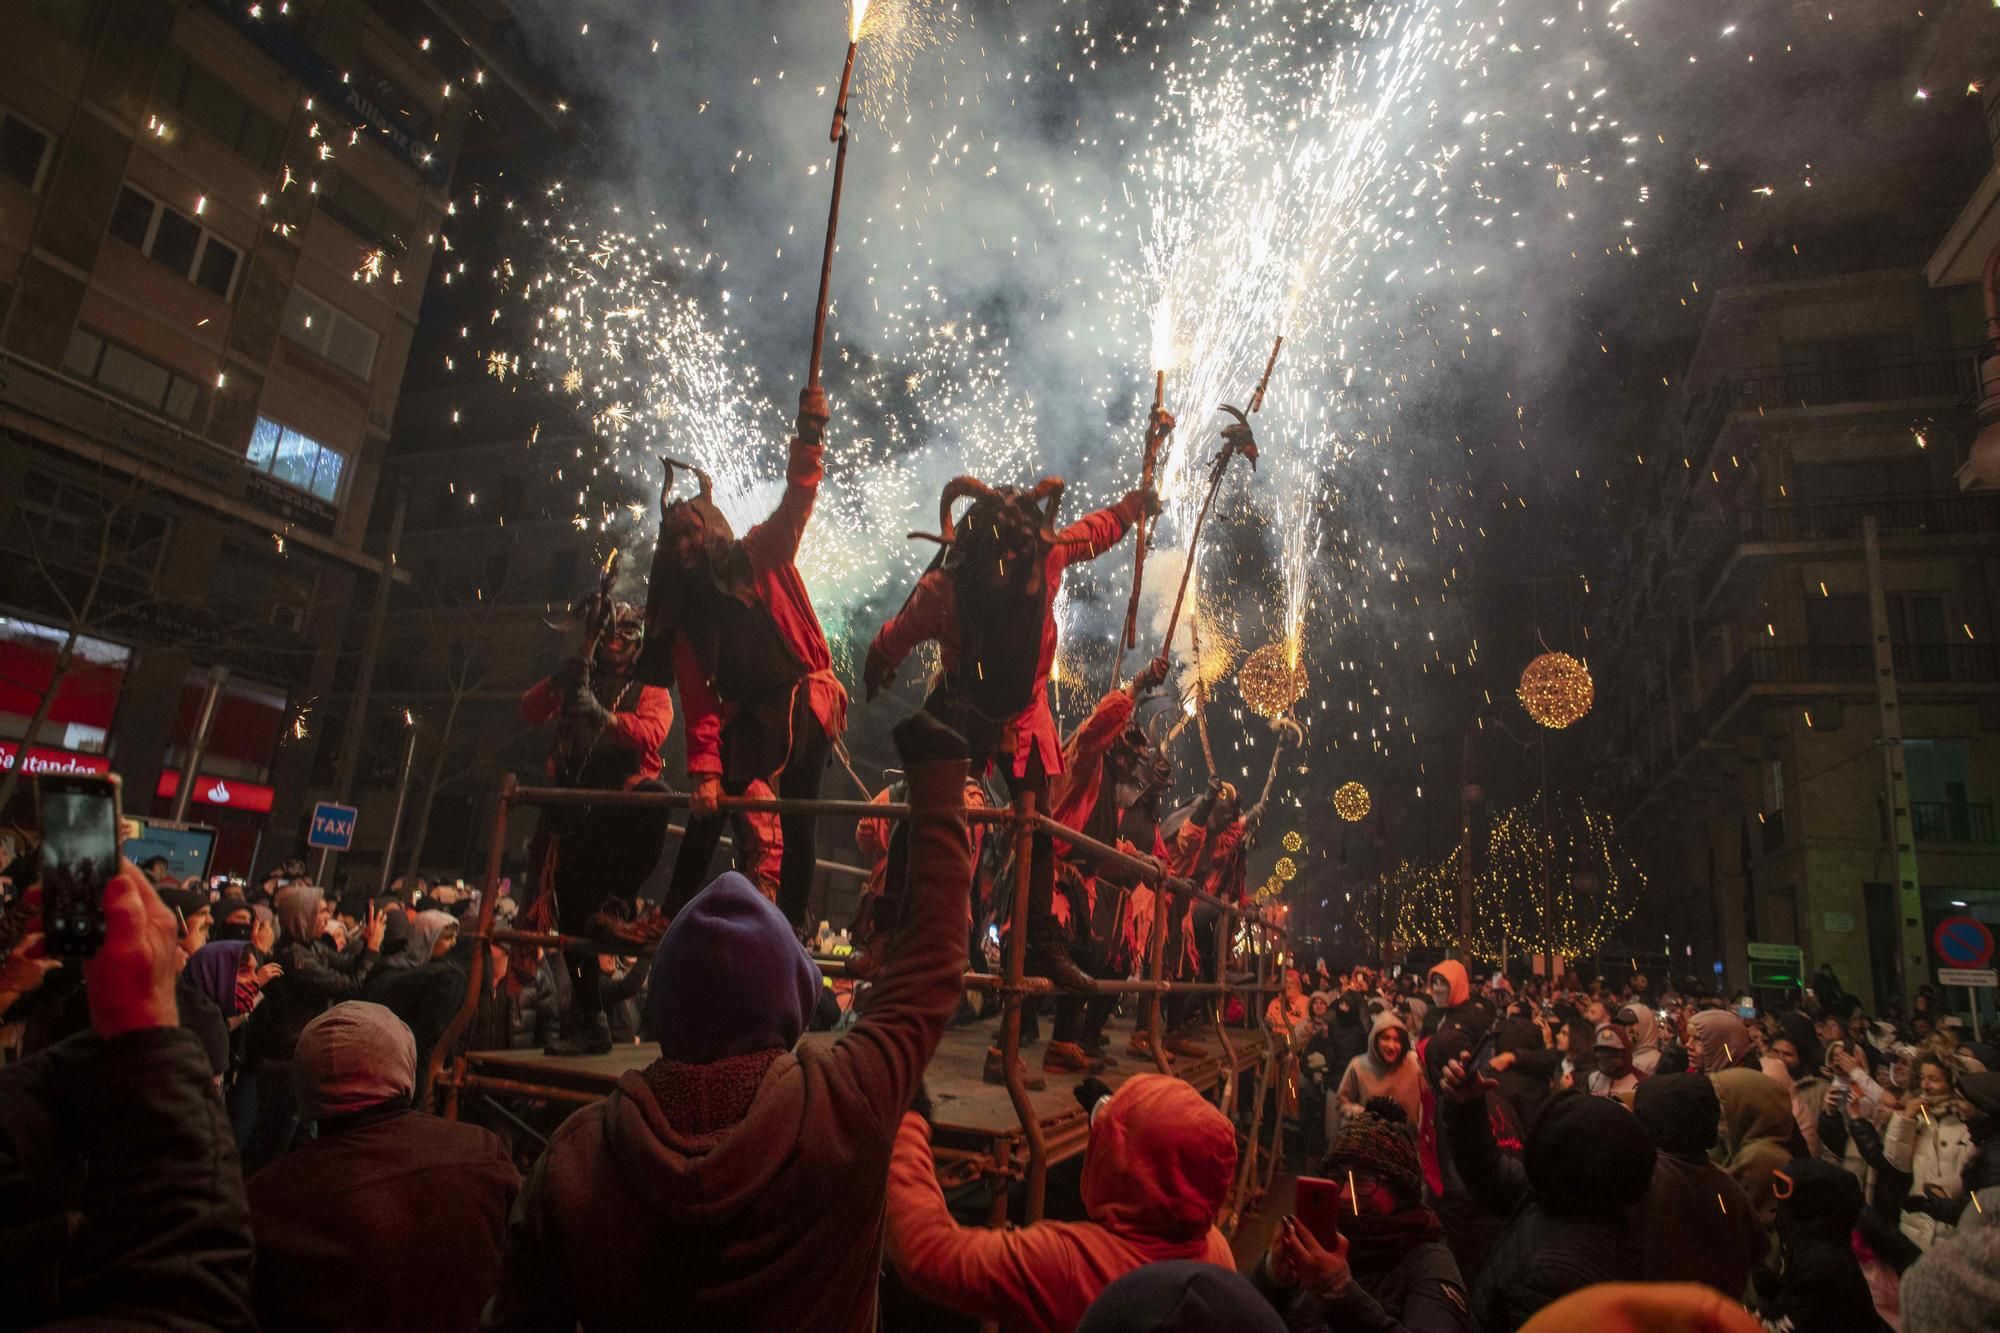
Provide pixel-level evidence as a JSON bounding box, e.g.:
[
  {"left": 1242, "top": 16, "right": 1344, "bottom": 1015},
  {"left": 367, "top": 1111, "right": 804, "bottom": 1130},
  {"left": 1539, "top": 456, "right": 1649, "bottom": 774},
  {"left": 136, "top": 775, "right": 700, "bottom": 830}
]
[
  {"left": 105, "top": 184, "right": 241, "bottom": 299},
  {"left": 316, "top": 173, "right": 404, "bottom": 252},
  {"left": 0, "top": 108, "right": 53, "bottom": 192},
  {"left": 154, "top": 49, "right": 284, "bottom": 172},
  {"left": 280, "top": 285, "right": 380, "bottom": 381},
  {"left": 62, "top": 327, "right": 204, "bottom": 423},
  {"left": 5, "top": 470, "right": 174, "bottom": 595},
  {"left": 246, "top": 416, "right": 347, "bottom": 504}
]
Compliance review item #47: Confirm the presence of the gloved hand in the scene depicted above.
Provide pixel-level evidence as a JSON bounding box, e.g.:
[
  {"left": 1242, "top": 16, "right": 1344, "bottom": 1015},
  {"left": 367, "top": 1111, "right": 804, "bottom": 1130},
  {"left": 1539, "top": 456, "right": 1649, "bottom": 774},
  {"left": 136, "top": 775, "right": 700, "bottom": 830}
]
[
  {"left": 1192, "top": 777, "right": 1222, "bottom": 823},
  {"left": 864, "top": 643, "right": 897, "bottom": 701},
  {"left": 797, "top": 385, "right": 830, "bottom": 447},
  {"left": 566, "top": 685, "right": 613, "bottom": 731},
  {"left": 1146, "top": 407, "right": 1175, "bottom": 443},
  {"left": 1073, "top": 1076, "right": 1112, "bottom": 1117},
  {"left": 1122, "top": 487, "right": 1162, "bottom": 520},
  {"left": 555, "top": 655, "right": 590, "bottom": 691},
  {"left": 1133, "top": 654, "right": 1170, "bottom": 693}
]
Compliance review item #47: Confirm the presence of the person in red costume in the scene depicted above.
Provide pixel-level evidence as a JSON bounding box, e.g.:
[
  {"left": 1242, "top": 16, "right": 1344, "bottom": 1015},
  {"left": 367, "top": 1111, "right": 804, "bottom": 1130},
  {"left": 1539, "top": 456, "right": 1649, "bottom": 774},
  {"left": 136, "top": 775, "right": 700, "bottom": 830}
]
[
  {"left": 519, "top": 603, "right": 676, "bottom": 1056},
  {"left": 859, "top": 418, "right": 1168, "bottom": 992},
  {"left": 640, "top": 387, "right": 847, "bottom": 933},
  {"left": 1151, "top": 777, "right": 1266, "bottom": 1059}
]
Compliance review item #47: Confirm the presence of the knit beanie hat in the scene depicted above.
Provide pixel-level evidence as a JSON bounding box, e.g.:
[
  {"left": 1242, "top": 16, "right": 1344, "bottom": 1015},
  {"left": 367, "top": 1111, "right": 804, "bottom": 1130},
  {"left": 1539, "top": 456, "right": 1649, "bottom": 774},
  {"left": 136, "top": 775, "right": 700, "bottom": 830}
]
[
  {"left": 1901, "top": 1224, "right": 2000, "bottom": 1333},
  {"left": 1322, "top": 1098, "right": 1423, "bottom": 1197},
  {"left": 646, "top": 872, "right": 821, "bottom": 1064},
  {"left": 1634, "top": 1072, "right": 1721, "bottom": 1157},
  {"left": 292, "top": 1001, "right": 415, "bottom": 1120},
  {"left": 1075, "top": 1260, "right": 1287, "bottom": 1333},
  {"left": 1524, "top": 1090, "right": 1656, "bottom": 1219}
]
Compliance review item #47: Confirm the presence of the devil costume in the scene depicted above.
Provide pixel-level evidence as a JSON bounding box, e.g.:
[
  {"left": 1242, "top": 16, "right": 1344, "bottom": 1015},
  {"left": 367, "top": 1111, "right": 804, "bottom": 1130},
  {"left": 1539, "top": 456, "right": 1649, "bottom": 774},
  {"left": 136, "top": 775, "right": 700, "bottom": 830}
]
[
  {"left": 641, "top": 426, "right": 847, "bottom": 928},
  {"left": 861, "top": 476, "right": 1153, "bottom": 990},
  {"left": 519, "top": 603, "right": 676, "bottom": 1055}
]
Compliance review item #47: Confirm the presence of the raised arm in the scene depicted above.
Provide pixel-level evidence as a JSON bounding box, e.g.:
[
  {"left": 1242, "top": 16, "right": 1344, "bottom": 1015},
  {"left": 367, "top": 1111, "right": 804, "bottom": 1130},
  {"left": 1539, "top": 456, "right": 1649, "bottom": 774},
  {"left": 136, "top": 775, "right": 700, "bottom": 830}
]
[
  {"left": 672, "top": 637, "right": 726, "bottom": 779},
  {"left": 743, "top": 433, "right": 825, "bottom": 571},
  {"left": 865, "top": 572, "right": 950, "bottom": 700},
  {"left": 1052, "top": 490, "right": 1151, "bottom": 571}
]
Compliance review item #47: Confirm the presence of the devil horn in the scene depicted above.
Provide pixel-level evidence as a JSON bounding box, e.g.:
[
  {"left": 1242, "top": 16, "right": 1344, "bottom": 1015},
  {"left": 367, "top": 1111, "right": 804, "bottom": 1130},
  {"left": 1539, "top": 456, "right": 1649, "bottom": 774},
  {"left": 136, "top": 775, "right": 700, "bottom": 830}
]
[
  {"left": 908, "top": 475, "right": 996, "bottom": 544},
  {"left": 1028, "top": 475, "right": 1066, "bottom": 543}
]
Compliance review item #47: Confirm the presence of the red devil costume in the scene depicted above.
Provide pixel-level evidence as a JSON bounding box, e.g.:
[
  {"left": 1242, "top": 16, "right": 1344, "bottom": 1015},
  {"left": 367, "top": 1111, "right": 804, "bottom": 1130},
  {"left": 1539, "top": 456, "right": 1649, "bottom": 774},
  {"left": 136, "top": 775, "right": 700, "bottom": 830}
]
[
  {"left": 519, "top": 602, "right": 676, "bottom": 1055},
  {"left": 641, "top": 391, "right": 847, "bottom": 930},
  {"left": 859, "top": 476, "right": 1154, "bottom": 992}
]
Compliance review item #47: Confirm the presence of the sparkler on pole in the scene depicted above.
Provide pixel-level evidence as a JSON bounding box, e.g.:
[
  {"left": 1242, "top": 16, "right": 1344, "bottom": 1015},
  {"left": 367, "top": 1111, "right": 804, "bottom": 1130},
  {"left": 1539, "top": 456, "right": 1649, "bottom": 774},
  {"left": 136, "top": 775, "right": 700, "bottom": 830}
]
[
  {"left": 807, "top": 0, "right": 870, "bottom": 395},
  {"left": 1112, "top": 367, "right": 1172, "bottom": 685},
  {"left": 1161, "top": 402, "right": 1261, "bottom": 661}
]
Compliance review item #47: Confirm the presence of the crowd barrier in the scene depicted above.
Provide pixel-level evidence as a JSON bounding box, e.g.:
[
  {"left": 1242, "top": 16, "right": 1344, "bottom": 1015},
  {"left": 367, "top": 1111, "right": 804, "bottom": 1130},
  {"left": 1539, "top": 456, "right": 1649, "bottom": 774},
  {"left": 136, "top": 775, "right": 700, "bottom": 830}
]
[{"left": 431, "top": 774, "right": 1292, "bottom": 1231}]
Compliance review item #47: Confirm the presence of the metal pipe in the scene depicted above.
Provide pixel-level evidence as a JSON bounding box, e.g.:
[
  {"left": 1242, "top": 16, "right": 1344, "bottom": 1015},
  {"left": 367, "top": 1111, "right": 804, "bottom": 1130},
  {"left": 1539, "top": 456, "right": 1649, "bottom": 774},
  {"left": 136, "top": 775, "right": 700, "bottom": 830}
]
[
  {"left": 999, "top": 789, "right": 1048, "bottom": 1222},
  {"left": 376, "top": 721, "right": 421, "bottom": 896},
  {"left": 168, "top": 665, "right": 229, "bottom": 822},
  {"left": 432, "top": 774, "right": 514, "bottom": 1119}
]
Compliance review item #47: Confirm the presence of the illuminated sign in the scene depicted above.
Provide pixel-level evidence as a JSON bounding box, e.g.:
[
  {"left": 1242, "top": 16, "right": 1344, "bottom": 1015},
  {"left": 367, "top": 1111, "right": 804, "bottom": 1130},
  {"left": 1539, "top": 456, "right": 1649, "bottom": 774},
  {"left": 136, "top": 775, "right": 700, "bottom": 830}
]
[
  {"left": 155, "top": 769, "right": 276, "bottom": 813},
  {"left": 0, "top": 742, "right": 112, "bottom": 776}
]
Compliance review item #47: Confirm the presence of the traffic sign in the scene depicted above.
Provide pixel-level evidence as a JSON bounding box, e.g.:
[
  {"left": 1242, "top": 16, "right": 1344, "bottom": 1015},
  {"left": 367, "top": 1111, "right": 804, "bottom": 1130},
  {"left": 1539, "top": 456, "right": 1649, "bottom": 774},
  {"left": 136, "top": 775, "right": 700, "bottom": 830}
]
[
  {"left": 1938, "top": 968, "right": 1997, "bottom": 989},
  {"left": 1932, "top": 916, "right": 1994, "bottom": 970},
  {"left": 308, "top": 801, "right": 359, "bottom": 851}
]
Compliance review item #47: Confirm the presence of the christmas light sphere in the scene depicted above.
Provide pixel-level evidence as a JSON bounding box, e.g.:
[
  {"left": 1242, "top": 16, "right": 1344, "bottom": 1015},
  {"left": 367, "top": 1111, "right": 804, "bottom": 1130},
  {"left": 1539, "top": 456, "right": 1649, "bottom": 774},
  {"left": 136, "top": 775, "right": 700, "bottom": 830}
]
[
  {"left": 1334, "top": 781, "right": 1372, "bottom": 822},
  {"left": 1281, "top": 829, "right": 1303, "bottom": 853},
  {"left": 1275, "top": 856, "right": 1298, "bottom": 882},
  {"left": 1517, "top": 651, "right": 1594, "bottom": 729},
  {"left": 1238, "top": 641, "right": 1308, "bottom": 718}
]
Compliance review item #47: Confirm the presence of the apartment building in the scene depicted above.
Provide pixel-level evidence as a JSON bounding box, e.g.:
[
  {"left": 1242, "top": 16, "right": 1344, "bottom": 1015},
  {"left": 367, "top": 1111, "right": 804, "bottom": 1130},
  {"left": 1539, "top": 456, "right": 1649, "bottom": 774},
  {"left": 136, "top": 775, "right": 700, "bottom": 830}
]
[{"left": 0, "top": 0, "right": 525, "bottom": 871}]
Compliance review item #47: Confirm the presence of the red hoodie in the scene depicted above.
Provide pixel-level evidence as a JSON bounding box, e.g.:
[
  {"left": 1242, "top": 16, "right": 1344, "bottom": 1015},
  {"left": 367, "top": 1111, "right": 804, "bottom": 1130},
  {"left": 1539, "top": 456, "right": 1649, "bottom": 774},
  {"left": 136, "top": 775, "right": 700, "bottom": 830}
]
[
  {"left": 886, "top": 1075, "right": 1237, "bottom": 1333},
  {"left": 869, "top": 497, "right": 1141, "bottom": 779}
]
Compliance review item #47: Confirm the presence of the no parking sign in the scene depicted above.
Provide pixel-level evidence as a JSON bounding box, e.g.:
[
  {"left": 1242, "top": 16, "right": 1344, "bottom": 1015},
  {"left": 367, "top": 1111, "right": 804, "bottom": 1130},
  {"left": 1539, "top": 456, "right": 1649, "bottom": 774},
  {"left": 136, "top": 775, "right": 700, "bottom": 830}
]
[{"left": 1933, "top": 916, "right": 1995, "bottom": 971}]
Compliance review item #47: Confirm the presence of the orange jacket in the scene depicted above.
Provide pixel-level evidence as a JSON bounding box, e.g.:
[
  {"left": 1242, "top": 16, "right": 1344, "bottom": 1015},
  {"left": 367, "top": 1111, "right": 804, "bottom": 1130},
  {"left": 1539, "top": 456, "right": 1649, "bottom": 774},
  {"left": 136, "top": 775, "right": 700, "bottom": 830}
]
[{"left": 885, "top": 1075, "right": 1237, "bottom": 1333}]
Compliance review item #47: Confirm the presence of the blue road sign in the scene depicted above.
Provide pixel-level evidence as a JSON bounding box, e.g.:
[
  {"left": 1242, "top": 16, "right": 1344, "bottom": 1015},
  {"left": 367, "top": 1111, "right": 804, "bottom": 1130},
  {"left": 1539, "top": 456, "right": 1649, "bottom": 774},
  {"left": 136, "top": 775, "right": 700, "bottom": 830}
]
[
  {"left": 1934, "top": 916, "right": 1994, "bottom": 970},
  {"left": 308, "top": 801, "right": 359, "bottom": 851}
]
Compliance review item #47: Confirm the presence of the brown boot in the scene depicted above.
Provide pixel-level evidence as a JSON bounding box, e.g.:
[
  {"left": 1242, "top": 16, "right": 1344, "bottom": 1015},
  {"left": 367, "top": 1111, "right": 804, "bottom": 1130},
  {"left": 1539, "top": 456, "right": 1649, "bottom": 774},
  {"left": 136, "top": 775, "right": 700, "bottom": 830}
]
[
  {"left": 1165, "top": 1030, "right": 1210, "bottom": 1059},
  {"left": 1127, "top": 1029, "right": 1156, "bottom": 1060},
  {"left": 984, "top": 1046, "right": 1047, "bottom": 1090},
  {"left": 1042, "top": 1040, "right": 1102, "bottom": 1075}
]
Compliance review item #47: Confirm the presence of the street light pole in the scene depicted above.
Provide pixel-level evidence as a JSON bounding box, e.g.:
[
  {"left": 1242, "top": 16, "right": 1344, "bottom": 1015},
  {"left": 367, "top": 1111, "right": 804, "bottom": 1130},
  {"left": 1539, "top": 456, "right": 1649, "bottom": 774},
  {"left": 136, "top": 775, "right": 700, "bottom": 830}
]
[
  {"left": 377, "top": 717, "right": 419, "bottom": 896},
  {"left": 169, "top": 665, "right": 230, "bottom": 822}
]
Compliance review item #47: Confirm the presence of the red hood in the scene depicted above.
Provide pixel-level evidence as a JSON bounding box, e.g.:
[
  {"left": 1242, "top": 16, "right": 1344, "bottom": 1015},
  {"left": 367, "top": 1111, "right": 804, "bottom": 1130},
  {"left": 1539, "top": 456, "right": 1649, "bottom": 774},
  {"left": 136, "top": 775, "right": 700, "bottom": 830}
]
[
  {"left": 1428, "top": 959, "right": 1470, "bottom": 1008},
  {"left": 1081, "top": 1074, "right": 1236, "bottom": 1243}
]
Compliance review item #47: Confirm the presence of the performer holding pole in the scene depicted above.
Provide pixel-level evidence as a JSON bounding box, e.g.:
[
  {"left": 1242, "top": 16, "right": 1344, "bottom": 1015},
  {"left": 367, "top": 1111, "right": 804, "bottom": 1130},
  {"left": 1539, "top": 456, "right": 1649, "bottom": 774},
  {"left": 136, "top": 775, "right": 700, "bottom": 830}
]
[{"left": 519, "top": 569, "right": 676, "bottom": 1057}]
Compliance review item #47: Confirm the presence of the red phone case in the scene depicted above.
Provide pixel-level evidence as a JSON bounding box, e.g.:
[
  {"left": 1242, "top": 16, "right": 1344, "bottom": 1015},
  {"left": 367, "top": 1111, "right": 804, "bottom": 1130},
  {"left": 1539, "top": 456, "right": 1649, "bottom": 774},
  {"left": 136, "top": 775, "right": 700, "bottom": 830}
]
[{"left": 1293, "top": 1176, "right": 1345, "bottom": 1247}]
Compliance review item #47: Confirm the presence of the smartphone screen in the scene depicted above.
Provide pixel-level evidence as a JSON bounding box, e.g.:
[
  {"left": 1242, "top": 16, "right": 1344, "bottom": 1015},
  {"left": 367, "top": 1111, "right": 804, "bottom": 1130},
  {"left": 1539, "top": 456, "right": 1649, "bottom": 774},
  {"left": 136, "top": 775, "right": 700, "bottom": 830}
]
[
  {"left": 1293, "top": 1175, "right": 1346, "bottom": 1248},
  {"left": 37, "top": 774, "right": 122, "bottom": 958}
]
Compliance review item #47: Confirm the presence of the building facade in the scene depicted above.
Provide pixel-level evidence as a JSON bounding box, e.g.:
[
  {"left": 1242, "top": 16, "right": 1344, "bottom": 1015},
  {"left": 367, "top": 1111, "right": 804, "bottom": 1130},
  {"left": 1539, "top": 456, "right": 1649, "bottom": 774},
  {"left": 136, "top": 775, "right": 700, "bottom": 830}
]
[{"left": 0, "top": 0, "right": 482, "bottom": 871}]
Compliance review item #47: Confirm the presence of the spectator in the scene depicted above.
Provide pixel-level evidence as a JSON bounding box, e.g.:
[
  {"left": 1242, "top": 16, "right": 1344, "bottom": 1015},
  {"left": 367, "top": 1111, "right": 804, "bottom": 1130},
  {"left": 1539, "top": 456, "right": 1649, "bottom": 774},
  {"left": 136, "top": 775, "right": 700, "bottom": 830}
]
[
  {"left": 1424, "top": 959, "right": 1473, "bottom": 1037},
  {"left": 1884, "top": 1054, "right": 1975, "bottom": 1251},
  {"left": 1076, "top": 1260, "right": 1288, "bottom": 1333},
  {"left": 1254, "top": 1099, "right": 1469, "bottom": 1333},
  {"left": 1616, "top": 1002, "right": 1663, "bottom": 1075},
  {"left": 1750, "top": 1159, "right": 1891, "bottom": 1332},
  {"left": 1588, "top": 1022, "right": 1643, "bottom": 1102},
  {"left": 0, "top": 860, "right": 255, "bottom": 1329},
  {"left": 887, "top": 1074, "right": 1236, "bottom": 1331},
  {"left": 237, "top": 884, "right": 385, "bottom": 1172},
  {"left": 482, "top": 716, "right": 975, "bottom": 1332},
  {"left": 1630, "top": 1071, "right": 1766, "bottom": 1296},
  {"left": 1439, "top": 1059, "right": 1656, "bottom": 1330},
  {"left": 1900, "top": 1224, "right": 2000, "bottom": 1333},
  {"left": 1335, "top": 1008, "right": 1422, "bottom": 1129},
  {"left": 1689, "top": 1009, "right": 1758, "bottom": 1074},
  {"left": 247, "top": 1001, "right": 518, "bottom": 1333},
  {"left": 364, "top": 907, "right": 467, "bottom": 1098},
  {"left": 1713, "top": 1066, "right": 1796, "bottom": 1233}
]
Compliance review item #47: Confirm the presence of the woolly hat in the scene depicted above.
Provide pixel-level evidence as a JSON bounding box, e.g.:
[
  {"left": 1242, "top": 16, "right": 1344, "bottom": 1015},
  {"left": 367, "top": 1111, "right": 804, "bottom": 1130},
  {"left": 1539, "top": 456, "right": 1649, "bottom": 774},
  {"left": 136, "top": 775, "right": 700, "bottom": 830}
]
[
  {"left": 185, "top": 940, "right": 250, "bottom": 1018},
  {"left": 1075, "top": 1261, "right": 1287, "bottom": 1333},
  {"left": 645, "top": 872, "right": 821, "bottom": 1064},
  {"left": 1901, "top": 1224, "right": 2000, "bottom": 1333},
  {"left": 1322, "top": 1099, "right": 1422, "bottom": 1197},
  {"left": 1524, "top": 1090, "right": 1656, "bottom": 1219},
  {"left": 1634, "top": 1072, "right": 1721, "bottom": 1157},
  {"left": 292, "top": 1001, "right": 416, "bottom": 1120}
]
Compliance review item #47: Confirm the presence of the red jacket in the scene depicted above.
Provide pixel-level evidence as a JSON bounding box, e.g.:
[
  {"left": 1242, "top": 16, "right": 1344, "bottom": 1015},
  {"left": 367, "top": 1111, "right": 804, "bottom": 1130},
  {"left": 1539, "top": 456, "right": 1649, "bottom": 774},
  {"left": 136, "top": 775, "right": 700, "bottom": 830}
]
[
  {"left": 886, "top": 1074, "right": 1237, "bottom": 1333},
  {"left": 1047, "top": 688, "right": 1135, "bottom": 839},
  {"left": 869, "top": 497, "right": 1140, "bottom": 778},
  {"left": 519, "top": 678, "right": 674, "bottom": 787},
  {"left": 674, "top": 436, "right": 848, "bottom": 779}
]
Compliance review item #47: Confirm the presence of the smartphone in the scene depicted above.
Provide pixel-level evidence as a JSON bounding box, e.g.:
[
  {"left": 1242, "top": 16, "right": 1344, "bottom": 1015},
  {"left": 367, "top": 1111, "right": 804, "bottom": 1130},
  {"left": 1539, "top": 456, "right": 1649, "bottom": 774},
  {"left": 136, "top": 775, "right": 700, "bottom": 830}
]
[
  {"left": 36, "top": 773, "right": 123, "bottom": 958},
  {"left": 1293, "top": 1176, "right": 1346, "bottom": 1248}
]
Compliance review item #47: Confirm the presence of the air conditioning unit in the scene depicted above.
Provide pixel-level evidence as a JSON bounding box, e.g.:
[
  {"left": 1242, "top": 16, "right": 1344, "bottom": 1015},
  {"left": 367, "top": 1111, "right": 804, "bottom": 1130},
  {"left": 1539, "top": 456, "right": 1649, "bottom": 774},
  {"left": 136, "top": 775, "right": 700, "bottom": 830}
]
[{"left": 271, "top": 603, "right": 306, "bottom": 634}]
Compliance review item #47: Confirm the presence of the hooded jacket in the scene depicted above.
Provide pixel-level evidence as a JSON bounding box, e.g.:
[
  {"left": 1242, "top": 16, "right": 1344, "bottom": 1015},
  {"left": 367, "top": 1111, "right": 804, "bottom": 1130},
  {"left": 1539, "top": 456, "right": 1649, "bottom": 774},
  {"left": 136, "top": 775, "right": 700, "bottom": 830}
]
[
  {"left": 1752, "top": 1158, "right": 1890, "bottom": 1333},
  {"left": 1618, "top": 1005, "right": 1662, "bottom": 1076},
  {"left": 1443, "top": 1089, "right": 1655, "bottom": 1331},
  {"left": 886, "top": 1075, "right": 1237, "bottom": 1332},
  {"left": 244, "top": 885, "right": 379, "bottom": 1068},
  {"left": 1630, "top": 1073, "right": 1766, "bottom": 1297},
  {"left": 1712, "top": 1067, "right": 1797, "bottom": 1231},
  {"left": 481, "top": 754, "right": 975, "bottom": 1333},
  {"left": 1688, "top": 1010, "right": 1757, "bottom": 1075},
  {"left": 1337, "top": 1011, "right": 1424, "bottom": 1129}
]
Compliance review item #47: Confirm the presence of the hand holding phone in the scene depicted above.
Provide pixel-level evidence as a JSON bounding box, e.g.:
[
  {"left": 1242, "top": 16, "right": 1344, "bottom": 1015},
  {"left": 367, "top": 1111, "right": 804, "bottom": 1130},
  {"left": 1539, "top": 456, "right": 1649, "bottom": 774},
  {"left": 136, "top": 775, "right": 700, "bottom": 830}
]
[
  {"left": 36, "top": 774, "right": 123, "bottom": 958},
  {"left": 1292, "top": 1176, "right": 1347, "bottom": 1249}
]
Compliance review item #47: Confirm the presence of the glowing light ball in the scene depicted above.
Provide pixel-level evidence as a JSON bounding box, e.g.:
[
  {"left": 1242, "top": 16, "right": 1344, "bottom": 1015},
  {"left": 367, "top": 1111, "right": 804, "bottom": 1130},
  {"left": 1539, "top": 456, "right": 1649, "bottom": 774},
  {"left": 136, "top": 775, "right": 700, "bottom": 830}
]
[
  {"left": 1517, "top": 651, "right": 1594, "bottom": 729},
  {"left": 1275, "top": 856, "right": 1298, "bottom": 882},
  {"left": 1281, "top": 829, "right": 1303, "bottom": 853},
  {"left": 1334, "top": 781, "right": 1371, "bottom": 822},
  {"left": 1238, "top": 641, "right": 1307, "bottom": 718}
]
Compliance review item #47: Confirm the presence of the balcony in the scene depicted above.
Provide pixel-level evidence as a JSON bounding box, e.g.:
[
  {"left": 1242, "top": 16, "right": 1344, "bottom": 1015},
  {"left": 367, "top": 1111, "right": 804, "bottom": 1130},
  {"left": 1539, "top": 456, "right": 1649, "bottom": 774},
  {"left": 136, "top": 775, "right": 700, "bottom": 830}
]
[
  {"left": 1736, "top": 493, "right": 2000, "bottom": 544},
  {"left": 1911, "top": 800, "right": 1998, "bottom": 846},
  {"left": 1700, "top": 643, "right": 2000, "bottom": 734}
]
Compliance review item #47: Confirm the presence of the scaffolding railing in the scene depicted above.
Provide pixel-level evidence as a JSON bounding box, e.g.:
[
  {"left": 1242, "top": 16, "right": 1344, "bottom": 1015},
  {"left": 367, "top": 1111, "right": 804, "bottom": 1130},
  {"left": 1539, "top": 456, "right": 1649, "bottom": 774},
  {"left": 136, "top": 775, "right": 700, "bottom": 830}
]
[{"left": 430, "top": 773, "right": 1292, "bottom": 1229}]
